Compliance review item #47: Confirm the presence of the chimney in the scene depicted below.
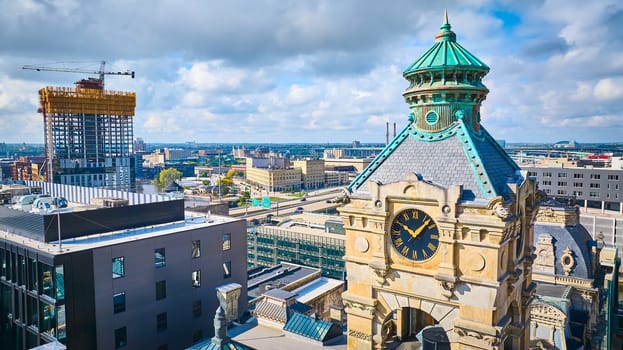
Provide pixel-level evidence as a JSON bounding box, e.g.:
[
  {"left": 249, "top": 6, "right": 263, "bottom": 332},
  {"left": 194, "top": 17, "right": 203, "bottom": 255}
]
[
  {"left": 386, "top": 121, "right": 389, "bottom": 145},
  {"left": 393, "top": 122, "right": 396, "bottom": 138}
]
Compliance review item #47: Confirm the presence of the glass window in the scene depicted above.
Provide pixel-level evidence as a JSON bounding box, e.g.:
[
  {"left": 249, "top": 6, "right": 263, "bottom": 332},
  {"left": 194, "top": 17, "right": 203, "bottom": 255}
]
[
  {"left": 156, "top": 280, "right": 166, "bottom": 300},
  {"left": 27, "top": 258, "right": 37, "bottom": 291},
  {"left": 39, "top": 263, "right": 53, "bottom": 297},
  {"left": 157, "top": 312, "right": 167, "bottom": 332},
  {"left": 115, "top": 327, "right": 127, "bottom": 348},
  {"left": 154, "top": 248, "right": 166, "bottom": 268},
  {"left": 18, "top": 255, "right": 25, "bottom": 286},
  {"left": 192, "top": 300, "right": 202, "bottom": 318},
  {"left": 223, "top": 233, "right": 231, "bottom": 251},
  {"left": 192, "top": 270, "right": 201, "bottom": 288},
  {"left": 55, "top": 265, "right": 65, "bottom": 301},
  {"left": 28, "top": 296, "right": 38, "bottom": 327},
  {"left": 112, "top": 257, "right": 125, "bottom": 279},
  {"left": 113, "top": 292, "right": 126, "bottom": 314},
  {"left": 41, "top": 302, "right": 56, "bottom": 337},
  {"left": 13, "top": 289, "right": 20, "bottom": 322},
  {"left": 192, "top": 240, "right": 201, "bottom": 258},
  {"left": 590, "top": 174, "right": 600, "bottom": 179},
  {"left": 223, "top": 261, "right": 231, "bottom": 279},
  {"left": 56, "top": 305, "right": 66, "bottom": 340},
  {"left": 10, "top": 252, "right": 16, "bottom": 282},
  {"left": 0, "top": 249, "right": 5, "bottom": 279},
  {"left": 558, "top": 172, "right": 567, "bottom": 178}
]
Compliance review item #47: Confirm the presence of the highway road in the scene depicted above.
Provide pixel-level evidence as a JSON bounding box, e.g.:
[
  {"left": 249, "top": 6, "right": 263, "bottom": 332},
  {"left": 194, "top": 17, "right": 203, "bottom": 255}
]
[{"left": 229, "top": 188, "right": 345, "bottom": 221}]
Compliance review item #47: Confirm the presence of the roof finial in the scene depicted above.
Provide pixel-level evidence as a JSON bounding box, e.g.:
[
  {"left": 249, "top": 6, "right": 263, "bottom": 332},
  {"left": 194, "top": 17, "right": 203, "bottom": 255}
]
[{"left": 436, "top": 9, "right": 455, "bottom": 42}]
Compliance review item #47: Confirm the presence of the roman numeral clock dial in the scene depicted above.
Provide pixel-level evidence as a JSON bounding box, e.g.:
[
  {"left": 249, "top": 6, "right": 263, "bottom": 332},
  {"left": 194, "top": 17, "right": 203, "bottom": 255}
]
[{"left": 390, "top": 209, "right": 439, "bottom": 261}]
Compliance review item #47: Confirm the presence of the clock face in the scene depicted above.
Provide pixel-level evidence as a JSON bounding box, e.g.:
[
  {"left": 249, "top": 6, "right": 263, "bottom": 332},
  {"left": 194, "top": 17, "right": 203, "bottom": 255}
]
[{"left": 390, "top": 209, "right": 439, "bottom": 261}]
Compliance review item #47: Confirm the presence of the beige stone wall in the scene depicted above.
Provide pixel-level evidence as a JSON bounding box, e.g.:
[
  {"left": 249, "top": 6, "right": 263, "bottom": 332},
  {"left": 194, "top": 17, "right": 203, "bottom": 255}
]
[
  {"left": 293, "top": 159, "right": 325, "bottom": 189},
  {"left": 339, "top": 173, "right": 538, "bottom": 349}
]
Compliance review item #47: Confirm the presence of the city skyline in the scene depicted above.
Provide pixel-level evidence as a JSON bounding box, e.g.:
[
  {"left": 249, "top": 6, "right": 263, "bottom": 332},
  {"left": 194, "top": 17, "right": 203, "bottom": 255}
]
[{"left": 0, "top": 0, "right": 622, "bottom": 144}]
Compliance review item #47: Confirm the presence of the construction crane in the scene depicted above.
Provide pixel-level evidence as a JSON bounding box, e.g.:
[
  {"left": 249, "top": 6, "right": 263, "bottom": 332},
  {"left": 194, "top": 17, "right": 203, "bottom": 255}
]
[{"left": 22, "top": 60, "right": 135, "bottom": 89}]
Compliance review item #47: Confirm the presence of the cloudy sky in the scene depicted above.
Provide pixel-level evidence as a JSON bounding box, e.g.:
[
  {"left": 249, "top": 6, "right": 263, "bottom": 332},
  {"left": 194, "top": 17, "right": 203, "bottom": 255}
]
[{"left": 1, "top": 0, "right": 622, "bottom": 144}]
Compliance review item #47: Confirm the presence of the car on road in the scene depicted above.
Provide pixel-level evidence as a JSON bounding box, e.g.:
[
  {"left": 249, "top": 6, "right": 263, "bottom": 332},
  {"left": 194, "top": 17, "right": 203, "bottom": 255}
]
[{"left": 295, "top": 207, "right": 304, "bottom": 213}]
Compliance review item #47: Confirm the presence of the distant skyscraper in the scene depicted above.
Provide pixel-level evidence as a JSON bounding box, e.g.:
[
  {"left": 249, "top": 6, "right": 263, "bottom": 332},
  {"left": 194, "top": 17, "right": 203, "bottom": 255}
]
[
  {"left": 38, "top": 78, "right": 136, "bottom": 191},
  {"left": 133, "top": 137, "right": 147, "bottom": 153}
]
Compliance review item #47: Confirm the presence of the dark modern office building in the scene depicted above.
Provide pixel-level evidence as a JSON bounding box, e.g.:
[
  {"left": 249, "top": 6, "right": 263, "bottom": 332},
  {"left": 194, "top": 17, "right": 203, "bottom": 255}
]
[{"left": 1, "top": 191, "right": 247, "bottom": 349}]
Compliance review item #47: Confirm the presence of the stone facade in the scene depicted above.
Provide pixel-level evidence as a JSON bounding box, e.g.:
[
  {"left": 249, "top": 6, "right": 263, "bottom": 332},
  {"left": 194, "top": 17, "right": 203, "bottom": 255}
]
[{"left": 340, "top": 175, "right": 537, "bottom": 349}]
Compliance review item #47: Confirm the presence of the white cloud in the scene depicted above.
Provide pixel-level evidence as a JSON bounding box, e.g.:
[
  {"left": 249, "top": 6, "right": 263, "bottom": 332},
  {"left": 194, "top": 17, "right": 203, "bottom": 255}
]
[
  {"left": 593, "top": 78, "right": 623, "bottom": 100},
  {"left": 0, "top": 1, "right": 622, "bottom": 143},
  {"left": 286, "top": 84, "right": 318, "bottom": 105},
  {"left": 178, "top": 61, "right": 247, "bottom": 93}
]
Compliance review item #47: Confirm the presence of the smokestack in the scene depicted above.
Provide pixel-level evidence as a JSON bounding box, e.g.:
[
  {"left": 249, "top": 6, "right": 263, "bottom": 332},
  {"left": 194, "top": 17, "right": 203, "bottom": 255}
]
[
  {"left": 393, "top": 123, "right": 396, "bottom": 138},
  {"left": 386, "top": 121, "right": 389, "bottom": 145}
]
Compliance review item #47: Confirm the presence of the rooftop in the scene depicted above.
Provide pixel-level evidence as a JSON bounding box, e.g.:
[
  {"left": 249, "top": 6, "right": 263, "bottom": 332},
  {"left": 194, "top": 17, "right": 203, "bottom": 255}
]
[
  {"left": 0, "top": 210, "right": 241, "bottom": 255},
  {"left": 290, "top": 277, "right": 345, "bottom": 304},
  {"left": 247, "top": 263, "right": 321, "bottom": 300},
  {"left": 230, "top": 318, "right": 347, "bottom": 350}
]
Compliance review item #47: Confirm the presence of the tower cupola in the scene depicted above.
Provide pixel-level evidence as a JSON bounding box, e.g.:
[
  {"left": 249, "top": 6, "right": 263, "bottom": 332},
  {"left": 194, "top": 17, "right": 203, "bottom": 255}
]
[{"left": 403, "top": 10, "right": 490, "bottom": 135}]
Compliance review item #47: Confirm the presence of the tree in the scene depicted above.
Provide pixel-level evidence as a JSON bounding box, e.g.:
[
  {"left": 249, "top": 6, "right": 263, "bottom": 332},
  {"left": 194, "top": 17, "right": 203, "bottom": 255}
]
[
  {"left": 215, "top": 177, "right": 234, "bottom": 196},
  {"left": 237, "top": 191, "right": 251, "bottom": 207},
  {"left": 219, "top": 177, "right": 234, "bottom": 186},
  {"left": 226, "top": 169, "right": 237, "bottom": 178},
  {"left": 202, "top": 179, "right": 211, "bottom": 186},
  {"left": 154, "top": 168, "right": 183, "bottom": 192}
]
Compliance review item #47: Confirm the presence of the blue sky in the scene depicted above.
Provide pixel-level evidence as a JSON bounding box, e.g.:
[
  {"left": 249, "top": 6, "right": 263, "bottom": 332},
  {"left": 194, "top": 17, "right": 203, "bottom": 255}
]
[{"left": 0, "top": 0, "right": 622, "bottom": 144}]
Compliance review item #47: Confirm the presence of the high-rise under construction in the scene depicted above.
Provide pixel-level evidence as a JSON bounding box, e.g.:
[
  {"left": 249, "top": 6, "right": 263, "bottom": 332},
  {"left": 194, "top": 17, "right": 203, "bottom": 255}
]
[{"left": 38, "top": 78, "right": 136, "bottom": 191}]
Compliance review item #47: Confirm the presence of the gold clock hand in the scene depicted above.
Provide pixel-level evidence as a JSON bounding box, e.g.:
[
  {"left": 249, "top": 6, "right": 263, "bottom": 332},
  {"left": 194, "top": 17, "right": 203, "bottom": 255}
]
[
  {"left": 396, "top": 222, "right": 412, "bottom": 235},
  {"left": 411, "top": 218, "right": 431, "bottom": 239}
]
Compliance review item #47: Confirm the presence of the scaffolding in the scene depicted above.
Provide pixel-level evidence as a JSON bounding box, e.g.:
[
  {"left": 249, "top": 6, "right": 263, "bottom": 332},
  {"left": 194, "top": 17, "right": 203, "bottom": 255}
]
[{"left": 38, "top": 81, "right": 137, "bottom": 190}]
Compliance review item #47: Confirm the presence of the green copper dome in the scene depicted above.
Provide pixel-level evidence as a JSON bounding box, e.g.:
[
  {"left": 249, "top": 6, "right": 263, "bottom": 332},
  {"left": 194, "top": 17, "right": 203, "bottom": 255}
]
[{"left": 403, "top": 11, "right": 489, "bottom": 76}]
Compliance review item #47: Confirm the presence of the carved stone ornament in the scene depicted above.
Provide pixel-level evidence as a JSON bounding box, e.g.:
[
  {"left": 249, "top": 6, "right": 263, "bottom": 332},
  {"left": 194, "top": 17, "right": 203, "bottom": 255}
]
[
  {"left": 560, "top": 247, "right": 575, "bottom": 276},
  {"left": 355, "top": 236, "right": 370, "bottom": 253},
  {"left": 439, "top": 280, "right": 456, "bottom": 300},
  {"left": 369, "top": 262, "right": 394, "bottom": 286},
  {"left": 488, "top": 196, "right": 511, "bottom": 219},
  {"left": 343, "top": 300, "right": 377, "bottom": 316},
  {"left": 494, "top": 202, "right": 511, "bottom": 219},
  {"left": 533, "top": 234, "right": 555, "bottom": 274},
  {"left": 530, "top": 303, "right": 566, "bottom": 324},
  {"left": 348, "top": 329, "right": 372, "bottom": 342},
  {"left": 455, "top": 327, "right": 501, "bottom": 348},
  {"left": 581, "top": 290, "right": 593, "bottom": 303}
]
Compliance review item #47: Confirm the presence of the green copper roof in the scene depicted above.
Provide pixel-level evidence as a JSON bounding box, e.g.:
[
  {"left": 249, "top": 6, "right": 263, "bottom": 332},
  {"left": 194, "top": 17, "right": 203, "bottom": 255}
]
[
  {"left": 347, "top": 119, "right": 521, "bottom": 201},
  {"left": 283, "top": 312, "right": 343, "bottom": 342},
  {"left": 403, "top": 11, "right": 489, "bottom": 76}
]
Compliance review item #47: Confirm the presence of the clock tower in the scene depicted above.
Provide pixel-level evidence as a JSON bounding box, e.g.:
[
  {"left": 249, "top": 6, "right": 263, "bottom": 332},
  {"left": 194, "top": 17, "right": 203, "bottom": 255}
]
[{"left": 339, "top": 11, "right": 538, "bottom": 350}]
